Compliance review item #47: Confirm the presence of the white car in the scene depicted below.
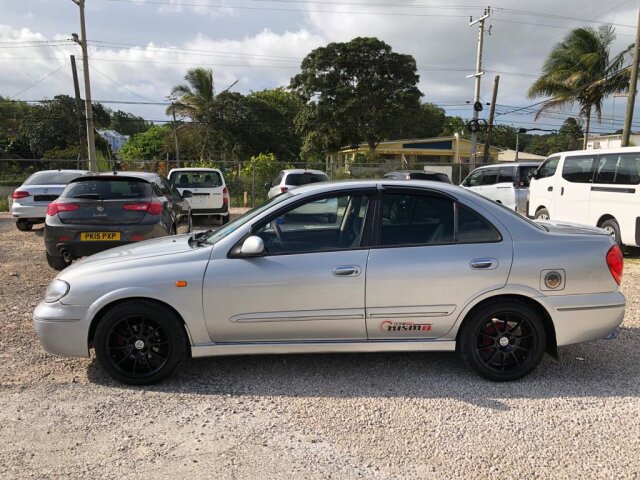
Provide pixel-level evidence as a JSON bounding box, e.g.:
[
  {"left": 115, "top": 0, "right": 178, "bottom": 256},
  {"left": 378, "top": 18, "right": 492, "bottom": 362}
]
[
  {"left": 528, "top": 146, "right": 640, "bottom": 248},
  {"left": 267, "top": 169, "right": 336, "bottom": 219},
  {"left": 11, "top": 169, "right": 90, "bottom": 231},
  {"left": 168, "top": 168, "right": 229, "bottom": 224},
  {"left": 461, "top": 162, "right": 541, "bottom": 214}
]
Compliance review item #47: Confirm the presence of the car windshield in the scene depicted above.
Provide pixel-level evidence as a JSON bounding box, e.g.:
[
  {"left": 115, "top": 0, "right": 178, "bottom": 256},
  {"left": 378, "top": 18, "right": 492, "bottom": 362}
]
[
  {"left": 62, "top": 178, "right": 153, "bottom": 200},
  {"left": 286, "top": 172, "right": 328, "bottom": 186},
  {"left": 202, "top": 192, "right": 293, "bottom": 244},
  {"left": 23, "top": 171, "right": 85, "bottom": 186},
  {"left": 170, "top": 171, "right": 223, "bottom": 188}
]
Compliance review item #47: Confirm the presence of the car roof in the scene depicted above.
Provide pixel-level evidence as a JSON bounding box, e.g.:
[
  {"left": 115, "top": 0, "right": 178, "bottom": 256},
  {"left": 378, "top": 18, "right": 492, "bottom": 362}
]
[
  {"left": 287, "top": 179, "right": 465, "bottom": 197},
  {"left": 281, "top": 169, "right": 327, "bottom": 175},
  {"left": 471, "top": 162, "right": 540, "bottom": 170},
  {"left": 556, "top": 146, "right": 640, "bottom": 157},
  {"left": 385, "top": 170, "right": 447, "bottom": 175},
  {"left": 30, "top": 169, "right": 91, "bottom": 174},
  {"left": 70, "top": 171, "right": 160, "bottom": 183},
  {"left": 168, "top": 168, "right": 222, "bottom": 173}
]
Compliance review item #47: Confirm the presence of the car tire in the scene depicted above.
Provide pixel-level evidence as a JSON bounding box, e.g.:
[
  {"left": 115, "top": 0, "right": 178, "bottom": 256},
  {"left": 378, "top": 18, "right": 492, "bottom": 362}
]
[
  {"left": 46, "top": 251, "right": 71, "bottom": 270},
  {"left": 458, "top": 300, "right": 546, "bottom": 382},
  {"left": 16, "top": 220, "right": 33, "bottom": 231},
  {"left": 94, "top": 300, "right": 188, "bottom": 385},
  {"left": 600, "top": 218, "right": 622, "bottom": 247},
  {"left": 534, "top": 208, "right": 550, "bottom": 221},
  {"left": 222, "top": 215, "right": 230, "bottom": 225}
]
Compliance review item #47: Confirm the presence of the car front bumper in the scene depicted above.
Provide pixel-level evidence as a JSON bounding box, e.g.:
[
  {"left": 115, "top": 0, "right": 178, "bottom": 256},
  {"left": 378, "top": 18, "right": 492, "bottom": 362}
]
[
  {"left": 10, "top": 202, "right": 48, "bottom": 220},
  {"left": 32, "top": 302, "right": 91, "bottom": 357},
  {"left": 544, "top": 291, "right": 626, "bottom": 346}
]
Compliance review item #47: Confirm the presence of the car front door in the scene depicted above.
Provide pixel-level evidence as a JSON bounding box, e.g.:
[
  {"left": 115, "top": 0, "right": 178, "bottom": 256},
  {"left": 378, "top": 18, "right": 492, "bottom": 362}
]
[
  {"left": 528, "top": 156, "right": 560, "bottom": 218},
  {"left": 365, "top": 189, "right": 513, "bottom": 339},
  {"left": 555, "top": 153, "right": 597, "bottom": 224},
  {"left": 495, "top": 166, "right": 516, "bottom": 208},
  {"left": 463, "top": 169, "right": 484, "bottom": 193},
  {"left": 202, "top": 190, "right": 374, "bottom": 342}
]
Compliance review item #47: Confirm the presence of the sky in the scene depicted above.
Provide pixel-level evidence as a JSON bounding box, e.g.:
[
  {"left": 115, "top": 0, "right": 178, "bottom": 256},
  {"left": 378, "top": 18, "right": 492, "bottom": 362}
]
[{"left": 0, "top": 0, "right": 638, "bottom": 136}]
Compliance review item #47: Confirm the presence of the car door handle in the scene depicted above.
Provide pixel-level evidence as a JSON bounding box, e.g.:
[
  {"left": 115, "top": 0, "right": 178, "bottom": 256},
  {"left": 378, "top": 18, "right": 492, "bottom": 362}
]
[
  {"left": 332, "top": 265, "right": 361, "bottom": 277},
  {"left": 547, "top": 186, "right": 553, "bottom": 192},
  {"left": 470, "top": 258, "right": 498, "bottom": 270}
]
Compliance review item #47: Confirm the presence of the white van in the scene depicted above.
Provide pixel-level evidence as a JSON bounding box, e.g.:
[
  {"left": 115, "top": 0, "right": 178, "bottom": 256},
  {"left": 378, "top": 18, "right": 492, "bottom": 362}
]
[
  {"left": 168, "top": 168, "right": 229, "bottom": 224},
  {"left": 528, "top": 147, "right": 640, "bottom": 247},
  {"left": 461, "top": 162, "right": 541, "bottom": 214}
]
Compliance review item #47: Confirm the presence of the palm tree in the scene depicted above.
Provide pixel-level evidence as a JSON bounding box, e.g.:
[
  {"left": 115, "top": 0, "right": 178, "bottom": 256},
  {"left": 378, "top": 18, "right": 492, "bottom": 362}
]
[
  {"left": 167, "top": 68, "right": 215, "bottom": 121},
  {"left": 528, "top": 25, "right": 631, "bottom": 149}
]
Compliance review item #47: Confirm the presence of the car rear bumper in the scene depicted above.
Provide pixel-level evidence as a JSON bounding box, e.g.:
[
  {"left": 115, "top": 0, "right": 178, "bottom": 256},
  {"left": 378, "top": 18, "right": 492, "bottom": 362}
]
[
  {"left": 32, "top": 302, "right": 90, "bottom": 357},
  {"left": 44, "top": 223, "right": 167, "bottom": 258},
  {"left": 191, "top": 206, "right": 229, "bottom": 216},
  {"left": 544, "top": 291, "right": 626, "bottom": 346},
  {"left": 10, "top": 203, "right": 48, "bottom": 220}
]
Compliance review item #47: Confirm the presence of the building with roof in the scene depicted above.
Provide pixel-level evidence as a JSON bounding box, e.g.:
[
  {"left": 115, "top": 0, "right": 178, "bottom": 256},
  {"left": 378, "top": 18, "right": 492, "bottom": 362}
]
[
  {"left": 97, "top": 130, "right": 130, "bottom": 154},
  {"left": 497, "top": 149, "right": 546, "bottom": 162},
  {"left": 326, "top": 134, "right": 501, "bottom": 172},
  {"left": 586, "top": 133, "right": 640, "bottom": 150}
]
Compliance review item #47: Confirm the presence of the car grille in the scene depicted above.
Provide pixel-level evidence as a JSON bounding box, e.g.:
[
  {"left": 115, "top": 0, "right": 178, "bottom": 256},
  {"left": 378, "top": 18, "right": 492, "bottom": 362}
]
[{"left": 34, "top": 195, "right": 59, "bottom": 202}]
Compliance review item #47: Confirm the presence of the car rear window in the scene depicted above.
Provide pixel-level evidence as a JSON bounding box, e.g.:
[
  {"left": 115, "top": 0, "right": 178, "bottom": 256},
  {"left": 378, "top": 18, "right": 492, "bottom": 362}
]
[
  {"left": 517, "top": 166, "right": 538, "bottom": 186},
  {"left": 23, "top": 171, "right": 85, "bottom": 186},
  {"left": 285, "top": 172, "right": 328, "bottom": 186},
  {"left": 170, "top": 171, "right": 223, "bottom": 188},
  {"left": 408, "top": 172, "right": 449, "bottom": 182},
  {"left": 62, "top": 178, "right": 153, "bottom": 200}
]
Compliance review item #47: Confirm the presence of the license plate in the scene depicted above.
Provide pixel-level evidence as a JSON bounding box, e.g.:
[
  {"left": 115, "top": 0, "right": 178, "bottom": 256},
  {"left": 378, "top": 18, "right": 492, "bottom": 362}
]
[{"left": 80, "top": 232, "right": 121, "bottom": 241}]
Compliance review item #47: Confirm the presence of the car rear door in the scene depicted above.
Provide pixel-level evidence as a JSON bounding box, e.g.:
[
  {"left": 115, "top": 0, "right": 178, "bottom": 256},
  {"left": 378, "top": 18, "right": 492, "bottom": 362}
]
[
  {"left": 365, "top": 188, "right": 513, "bottom": 340},
  {"left": 495, "top": 166, "right": 516, "bottom": 209},
  {"left": 202, "top": 189, "right": 375, "bottom": 342}
]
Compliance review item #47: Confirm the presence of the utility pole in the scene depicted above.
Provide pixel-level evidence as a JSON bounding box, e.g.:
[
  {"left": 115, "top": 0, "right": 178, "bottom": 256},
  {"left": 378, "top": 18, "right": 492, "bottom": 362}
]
[
  {"left": 172, "top": 104, "right": 180, "bottom": 168},
  {"left": 70, "top": 55, "right": 87, "bottom": 165},
  {"left": 483, "top": 74, "right": 500, "bottom": 162},
  {"left": 468, "top": 7, "right": 490, "bottom": 165},
  {"left": 622, "top": 7, "right": 640, "bottom": 147},
  {"left": 70, "top": 0, "right": 97, "bottom": 171}
]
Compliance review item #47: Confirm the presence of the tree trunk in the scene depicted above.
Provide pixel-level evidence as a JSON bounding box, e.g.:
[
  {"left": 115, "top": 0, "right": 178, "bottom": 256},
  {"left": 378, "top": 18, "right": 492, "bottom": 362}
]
[{"left": 583, "top": 107, "right": 591, "bottom": 150}]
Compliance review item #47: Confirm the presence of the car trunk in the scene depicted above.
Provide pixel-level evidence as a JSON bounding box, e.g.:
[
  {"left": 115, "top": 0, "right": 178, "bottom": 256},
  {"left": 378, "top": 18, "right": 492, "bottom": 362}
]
[
  {"left": 16, "top": 185, "right": 66, "bottom": 205},
  {"left": 57, "top": 198, "right": 152, "bottom": 225},
  {"left": 538, "top": 220, "right": 609, "bottom": 237}
]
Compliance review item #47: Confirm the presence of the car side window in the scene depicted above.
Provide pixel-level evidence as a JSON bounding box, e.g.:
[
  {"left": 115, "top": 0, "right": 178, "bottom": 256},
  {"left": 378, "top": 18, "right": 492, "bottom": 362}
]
[
  {"left": 466, "top": 170, "right": 483, "bottom": 187},
  {"left": 498, "top": 167, "right": 515, "bottom": 183},
  {"left": 481, "top": 169, "right": 498, "bottom": 186},
  {"left": 457, "top": 205, "right": 501, "bottom": 243},
  {"left": 253, "top": 194, "right": 370, "bottom": 255},
  {"left": 273, "top": 172, "right": 284, "bottom": 185},
  {"left": 379, "top": 194, "right": 454, "bottom": 246},
  {"left": 594, "top": 153, "right": 640, "bottom": 185},
  {"left": 562, "top": 155, "right": 596, "bottom": 183},
  {"left": 536, "top": 157, "right": 560, "bottom": 179}
]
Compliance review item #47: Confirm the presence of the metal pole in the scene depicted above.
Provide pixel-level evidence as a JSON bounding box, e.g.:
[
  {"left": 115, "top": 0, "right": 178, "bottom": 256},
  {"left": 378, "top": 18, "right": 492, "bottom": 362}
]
[
  {"left": 515, "top": 132, "right": 519, "bottom": 161},
  {"left": 252, "top": 164, "right": 256, "bottom": 207},
  {"left": 483, "top": 75, "right": 499, "bottom": 163},
  {"left": 70, "top": 55, "right": 87, "bottom": 167},
  {"left": 172, "top": 104, "right": 180, "bottom": 168},
  {"left": 623, "top": 7, "right": 640, "bottom": 147},
  {"left": 71, "top": 0, "right": 97, "bottom": 171},
  {"left": 469, "top": 7, "right": 490, "bottom": 164}
]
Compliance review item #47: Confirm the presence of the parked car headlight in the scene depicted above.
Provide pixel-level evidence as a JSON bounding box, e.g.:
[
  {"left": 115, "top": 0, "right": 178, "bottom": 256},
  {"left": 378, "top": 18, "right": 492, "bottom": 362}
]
[{"left": 44, "top": 280, "right": 70, "bottom": 303}]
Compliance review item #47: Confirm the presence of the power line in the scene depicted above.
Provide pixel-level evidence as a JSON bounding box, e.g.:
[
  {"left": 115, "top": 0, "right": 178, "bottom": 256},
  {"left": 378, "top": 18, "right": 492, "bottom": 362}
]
[
  {"left": 10, "top": 63, "right": 68, "bottom": 99},
  {"left": 88, "top": 63, "right": 158, "bottom": 103}
]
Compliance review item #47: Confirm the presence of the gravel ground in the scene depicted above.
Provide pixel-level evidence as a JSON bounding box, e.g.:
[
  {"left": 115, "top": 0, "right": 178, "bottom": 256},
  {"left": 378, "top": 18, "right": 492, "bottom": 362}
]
[{"left": 1, "top": 211, "right": 639, "bottom": 479}]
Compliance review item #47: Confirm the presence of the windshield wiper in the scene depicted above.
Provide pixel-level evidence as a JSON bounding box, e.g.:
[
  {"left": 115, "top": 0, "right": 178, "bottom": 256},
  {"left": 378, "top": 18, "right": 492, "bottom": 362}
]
[
  {"left": 189, "top": 229, "right": 213, "bottom": 247},
  {"left": 72, "top": 193, "right": 103, "bottom": 200}
]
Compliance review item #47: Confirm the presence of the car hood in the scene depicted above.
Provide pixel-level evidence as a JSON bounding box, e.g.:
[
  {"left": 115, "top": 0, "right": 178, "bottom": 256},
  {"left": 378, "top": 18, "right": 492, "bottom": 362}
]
[
  {"left": 537, "top": 220, "right": 609, "bottom": 237},
  {"left": 63, "top": 234, "right": 196, "bottom": 271}
]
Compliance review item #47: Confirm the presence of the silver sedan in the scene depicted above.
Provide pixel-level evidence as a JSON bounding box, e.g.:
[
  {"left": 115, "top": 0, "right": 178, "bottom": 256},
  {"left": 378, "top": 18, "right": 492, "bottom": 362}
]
[{"left": 33, "top": 180, "right": 626, "bottom": 385}]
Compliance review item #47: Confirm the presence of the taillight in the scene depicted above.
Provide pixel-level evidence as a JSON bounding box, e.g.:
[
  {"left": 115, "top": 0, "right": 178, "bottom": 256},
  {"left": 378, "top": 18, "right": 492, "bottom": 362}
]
[
  {"left": 606, "top": 245, "right": 624, "bottom": 285},
  {"left": 222, "top": 186, "right": 229, "bottom": 205},
  {"left": 47, "top": 202, "right": 79, "bottom": 216},
  {"left": 281, "top": 186, "right": 288, "bottom": 193},
  {"left": 123, "top": 202, "right": 163, "bottom": 215},
  {"left": 12, "top": 190, "right": 29, "bottom": 199}
]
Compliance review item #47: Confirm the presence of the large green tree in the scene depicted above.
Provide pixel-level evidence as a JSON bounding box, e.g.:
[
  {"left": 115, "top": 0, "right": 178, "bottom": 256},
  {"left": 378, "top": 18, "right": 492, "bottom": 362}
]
[
  {"left": 528, "top": 25, "right": 630, "bottom": 148},
  {"left": 119, "top": 125, "right": 172, "bottom": 161},
  {"left": 389, "top": 102, "right": 446, "bottom": 139},
  {"left": 109, "top": 110, "right": 152, "bottom": 136},
  {"left": 290, "top": 37, "right": 422, "bottom": 155}
]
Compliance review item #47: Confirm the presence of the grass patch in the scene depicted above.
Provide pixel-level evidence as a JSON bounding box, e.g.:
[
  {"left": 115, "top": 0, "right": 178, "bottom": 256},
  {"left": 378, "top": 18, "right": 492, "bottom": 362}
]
[{"left": 0, "top": 197, "right": 9, "bottom": 212}]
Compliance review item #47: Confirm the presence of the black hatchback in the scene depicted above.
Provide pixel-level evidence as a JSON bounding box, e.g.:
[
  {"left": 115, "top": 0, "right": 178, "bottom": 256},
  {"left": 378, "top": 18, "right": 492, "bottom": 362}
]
[{"left": 44, "top": 172, "right": 192, "bottom": 269}]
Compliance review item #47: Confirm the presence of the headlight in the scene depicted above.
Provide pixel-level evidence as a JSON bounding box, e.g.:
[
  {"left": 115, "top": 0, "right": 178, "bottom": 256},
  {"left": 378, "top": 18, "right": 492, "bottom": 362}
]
[{"left": 44, "top": 280, "right": 70, "bottom": 303}]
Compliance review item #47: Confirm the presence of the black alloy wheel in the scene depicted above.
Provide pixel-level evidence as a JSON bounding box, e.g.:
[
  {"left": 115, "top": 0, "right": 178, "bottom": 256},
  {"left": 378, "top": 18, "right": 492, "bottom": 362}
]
[
  {"left": 94, "top": 300, "right": 187, "bottom": 385},
  {"left": 459, "top": 301, "right": 546, "bottom": 381}
]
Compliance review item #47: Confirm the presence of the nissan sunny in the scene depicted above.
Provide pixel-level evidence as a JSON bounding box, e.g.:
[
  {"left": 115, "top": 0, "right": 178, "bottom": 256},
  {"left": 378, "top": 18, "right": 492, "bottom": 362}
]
[{"left": 33, "top": 180, "right": 625, "bottom": 385}]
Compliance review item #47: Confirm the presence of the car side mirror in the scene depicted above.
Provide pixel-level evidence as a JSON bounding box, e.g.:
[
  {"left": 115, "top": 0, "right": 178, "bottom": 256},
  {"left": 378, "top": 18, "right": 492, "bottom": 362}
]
[
  {"left": 529, "top": 170, "right": 538, "bottom": 181},
  {"left": 182, "top": 189, "right": 193, "bottom": 198},
  {"left": 264, "top": 182, "right": 272, "bottom": 189},
  {"left": 239, "top": 235, "right": 265, "bottom": 257}
]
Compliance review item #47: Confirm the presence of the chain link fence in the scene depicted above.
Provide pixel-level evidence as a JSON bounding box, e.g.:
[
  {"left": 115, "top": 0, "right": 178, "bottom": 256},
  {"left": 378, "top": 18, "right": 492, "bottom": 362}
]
[{"left": 1, "top": 158, "right": 488, "bottom": 210}]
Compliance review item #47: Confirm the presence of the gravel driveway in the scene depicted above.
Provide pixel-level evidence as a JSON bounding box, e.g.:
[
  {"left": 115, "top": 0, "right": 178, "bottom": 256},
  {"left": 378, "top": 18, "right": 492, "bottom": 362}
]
[{"left": 1, "top": 212, "right": 639, "bottom": 479}]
